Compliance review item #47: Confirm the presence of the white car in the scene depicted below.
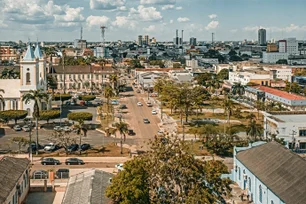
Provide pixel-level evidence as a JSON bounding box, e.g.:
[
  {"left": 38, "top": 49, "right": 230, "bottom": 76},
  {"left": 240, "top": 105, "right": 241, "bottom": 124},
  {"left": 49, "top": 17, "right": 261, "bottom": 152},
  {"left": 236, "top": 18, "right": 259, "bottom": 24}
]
[
  {"left": 137, "top": 102, "right": 143, "bottom": 106},
  {"left": 22, "top": 125, "right": 30, "bottom": 132},
  {"left": 13, "top": 125, "right": 22, "bottom": 131},
  {"left": 115, "top": 163, "right": 124, "bottom": 171},
  {"left": 157, "top": 130, "right": 164, "bottom": 135},
  {"left": 63, "top": 126, "right": 72, "bottom": 132},
  {"left": 44, "top": 143, "right": 56, "bottom": 151},
  {"left": 146, "top": 102, "right": 153, "bottom": 107},
  {"left": 54, "top": 126, "right": 62, "bottom": 131},
  {"left": 152, "top": 110, "right": 157, "bottom": 115}
]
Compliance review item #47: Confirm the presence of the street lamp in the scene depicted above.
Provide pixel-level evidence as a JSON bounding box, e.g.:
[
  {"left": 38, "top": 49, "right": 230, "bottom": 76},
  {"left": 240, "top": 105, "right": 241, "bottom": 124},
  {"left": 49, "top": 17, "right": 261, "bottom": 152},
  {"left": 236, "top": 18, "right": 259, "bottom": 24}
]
[{"left": 26, "top": 119, "right": 33, "bottom": 163}]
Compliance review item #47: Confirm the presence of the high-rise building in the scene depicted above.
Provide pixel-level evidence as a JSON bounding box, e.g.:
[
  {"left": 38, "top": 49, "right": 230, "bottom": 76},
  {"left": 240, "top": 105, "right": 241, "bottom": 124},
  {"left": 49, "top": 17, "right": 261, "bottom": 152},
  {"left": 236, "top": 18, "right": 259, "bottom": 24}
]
[
  {"left": 190, "top": 37, "right": 197, "bottom": 46},
  {"left": 144, "top": 35, "right": 149, "bottom": 45},
  {"left": 151, "top": 37, "right": 156, "bottom": 44},
  {"left": 258, "top": 28, "right": 266, "bottom": 46},
  {"left": 138, "top": 35, "right": 143, "bottom": 46},
  {"left": 279, "top": 38, "right": 299, "bottom": 55}
]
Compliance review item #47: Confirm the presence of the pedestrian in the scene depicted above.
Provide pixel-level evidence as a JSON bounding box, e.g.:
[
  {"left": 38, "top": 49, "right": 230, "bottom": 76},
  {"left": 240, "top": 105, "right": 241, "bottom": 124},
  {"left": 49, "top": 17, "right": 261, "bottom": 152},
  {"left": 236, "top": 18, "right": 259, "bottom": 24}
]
[{"left": 246, "top": 194, "right": 249, "bottom": 201}]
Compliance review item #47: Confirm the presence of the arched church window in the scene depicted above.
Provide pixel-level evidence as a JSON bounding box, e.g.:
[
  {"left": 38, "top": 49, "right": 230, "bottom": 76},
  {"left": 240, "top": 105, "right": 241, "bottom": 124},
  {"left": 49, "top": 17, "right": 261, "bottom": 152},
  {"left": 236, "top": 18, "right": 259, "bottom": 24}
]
[{"left": 26, "top": 73, "right": 31, "bottom": 85}]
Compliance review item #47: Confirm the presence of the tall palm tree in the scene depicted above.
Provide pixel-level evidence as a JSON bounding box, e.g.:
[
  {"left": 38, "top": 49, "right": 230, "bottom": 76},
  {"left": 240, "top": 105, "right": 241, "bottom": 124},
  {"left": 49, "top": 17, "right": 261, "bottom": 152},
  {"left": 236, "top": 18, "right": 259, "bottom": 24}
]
[
  {"left": 109, "top": 74, "right": 118, "bottom": 91},
  {"left": 0, "top": 89, "right": 4, "bottom": 110},
  {"left": 223, "top": 95, "right": 234, "bottom": 135},
  {"left": 246, "top": 120, "right": 263, "bottom": 141},
  {"left": 231, "top": 82, "right": 245, "bottom": 98},
  {"left": 104, "top": 85, "right": 115, "bottom": 116},
  {"left": 114, "top": 121, "right": 129, "bottom": 154},
  {"left": 74, "top": 119, "right": 88, "bottom": 155},
  {"left": 22, "top": 89, "right": 48, "bottom": 154}
]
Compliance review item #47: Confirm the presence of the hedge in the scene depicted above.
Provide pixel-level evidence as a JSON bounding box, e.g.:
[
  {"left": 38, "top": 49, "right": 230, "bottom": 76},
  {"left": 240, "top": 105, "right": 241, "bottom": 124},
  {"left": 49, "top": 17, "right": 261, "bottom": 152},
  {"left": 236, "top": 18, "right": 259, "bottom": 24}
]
[
  {"left": 39, "top": 110, "right": 61, "bottom": 123},
  {"left": 53, "top": 94, "right": 72, "bottom": 102},
  {"left": 0, "top": 110, "right": 28, "bottom": 124},
  {"left": 67, "top": 112, "right": 93, "bottom": 122},
  {"left": 79, "top": 95, "right": 96, "bottom": 101}
]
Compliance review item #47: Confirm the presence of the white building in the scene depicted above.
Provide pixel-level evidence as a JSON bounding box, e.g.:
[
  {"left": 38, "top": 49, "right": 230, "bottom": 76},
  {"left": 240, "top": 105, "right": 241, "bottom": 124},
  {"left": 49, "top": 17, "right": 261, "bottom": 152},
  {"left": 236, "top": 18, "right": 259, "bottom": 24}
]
[
  {"left": 279, "top": 38, "right": 299, "bottom": 55},
  {"left": 264, "top": 112, "right": 306, "bottom": 149},
  {"left": 233, "top": 141, "right": 306, "bottom": 204},
  {"left": 0, "top": 42, "right": 48, "bottom": 116},
  {"left": 262, "top": 52, "right": 289, "bottom": 63},
  {"left": 228, "top": 71, "right": 271, "bottom": 86}
]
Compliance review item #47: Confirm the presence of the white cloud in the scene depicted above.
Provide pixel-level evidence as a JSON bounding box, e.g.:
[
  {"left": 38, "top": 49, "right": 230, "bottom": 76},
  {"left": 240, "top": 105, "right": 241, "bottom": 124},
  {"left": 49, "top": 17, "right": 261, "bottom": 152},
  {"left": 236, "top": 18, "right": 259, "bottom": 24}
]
[
  {"left": 169, "top": 19, "right": 173, "bottom": 24},
  {"left": 243, "top": 26, "right": 260, "bottom": 31},
  {"left": 144, "top": 25, "right": 156, "bottom": 32},
  {"left": 90, "top": 0, "right": 125, "bottom": 10},
  {"left": 243, "top": 24, "right": 306, "bottom": 33},
  {"left": 140, "top": 0, "right": 175, "bottom": 5},
  {"left": 162, "top": 5, "right": 182, "bottom": 10},
  {"left": 112, "top": 16, "right": 136, "bottom": 29},
  {"left": 205, "top": 20, "right": 219, "bottom": 30},
  {"left": 208, "top": 14, "right": 217, "bottom": 19},
  {"left": 86, "top": 15, "right": 110, "bottom": 27},
  {"left": 177, "top": 17, "right": 190, "bottom": 23},
  {"left": 129, "top": 6, "right": 162, "bottom": 21},
  {"left": 54, "top": 7, "right": 84, "bottom": 22},
  {"left": 0, "top": 21, "right": 8, "bottom": 28}
]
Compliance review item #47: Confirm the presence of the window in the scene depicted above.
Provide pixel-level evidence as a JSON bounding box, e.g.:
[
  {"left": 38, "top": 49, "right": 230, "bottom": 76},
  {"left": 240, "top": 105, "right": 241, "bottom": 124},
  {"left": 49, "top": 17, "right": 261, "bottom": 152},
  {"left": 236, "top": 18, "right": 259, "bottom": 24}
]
[
  {"left": 299, "top": 129, "right": 306, "bottom": 136},
  {"left": 271, "top": 201, "right": 274, "bottom": 204},
  {"left": 26, "top": 72, "right": 30, "bottom": 85},
  {"left": 259, "top": 185, "right": 262, "bottom": 203},
  {"left": 238, "top": 167, "right": 241, "bottom": 180},
  {"left": 248, "top": 177, "right": 251, "bottom": 191}
]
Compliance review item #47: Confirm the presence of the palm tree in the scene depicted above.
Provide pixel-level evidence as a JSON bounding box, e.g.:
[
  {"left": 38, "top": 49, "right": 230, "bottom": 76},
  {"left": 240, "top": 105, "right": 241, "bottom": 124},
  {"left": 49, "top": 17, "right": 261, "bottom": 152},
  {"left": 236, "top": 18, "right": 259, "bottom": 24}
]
[
  {"left": 0, "top": 89, "right": 4, "bottom": 110},
  {"left": 246, "top": 120, "right": 263, "bottom": 141},
  {"left": 109, "top": 74, "right": 118, "bottom": 91},
  {"left": 114, "top": 122, "right": 129, "bottom": 154},
  {"left": 255, "top": 100, "right": 265, "bottom": 119},
  {"left": 104, "top": 85, "right": 115, "bottom": 115},
  {"left": 231, "top": 82, "right": 245, "bottom": 98},
  {"left": 223, "top": 95, "right": 234, "bottom": 135},
  {"left": 22, "top": 89, "right": 48, "bottom": 154},
  {"left": 74, "top": 119, "right": 88, "bottom": 155},
  {"left": 1, "top": 68, "right": 19, "bottom": 79}
]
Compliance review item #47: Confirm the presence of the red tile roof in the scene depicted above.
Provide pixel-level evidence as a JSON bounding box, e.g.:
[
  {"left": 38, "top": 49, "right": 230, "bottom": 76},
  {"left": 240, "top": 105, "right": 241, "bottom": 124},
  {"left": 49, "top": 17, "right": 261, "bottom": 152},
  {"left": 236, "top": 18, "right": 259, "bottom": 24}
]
[
  {"left": 135, "top": 68, "right": 184, "bottom": 72},
  {"left": 256, "top": 86, "right": 306, "bottom": 101}
]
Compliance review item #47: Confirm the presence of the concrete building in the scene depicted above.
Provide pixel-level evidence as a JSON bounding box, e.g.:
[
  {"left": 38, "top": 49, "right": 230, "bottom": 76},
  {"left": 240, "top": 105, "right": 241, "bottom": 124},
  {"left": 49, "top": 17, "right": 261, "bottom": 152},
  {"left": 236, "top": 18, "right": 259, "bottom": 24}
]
[
  {"left": 49, "top": 64, "right": 116, "bottom": 92},
  {"left": 228, "top": 71, "right": 271, "bottom": 86},
  {"left": 262, "top": 52, "right": 289, "bottom": 64},
  {"left": 279, "top": 38, "right": 299, "bottom": 55},
  {"left": 0, "top": 46, "right": 18, "bottom": 61},
  {"left": 0, "top": 42, "right": 49, "bottom": 115},
  {"left": 233, "top": 141, "right": 306, "bottom": 204},
  {"left": 266, "top": 43, "right": 278, "bottom": 52},
  {"left": 264, "top": 112, "right": 306, "bottom": 149},
  {"left": 138, "top": 35, "right": 143, "bottom": 46},
  {"left": 190, "top": 37, "right": 197, "bottom": 46},
  {"left": 185, "top": 59, "right": 198, "bottom": 71},
  {"left": 94, "top": 47, "right": 109, "bottom": 58},
  {"left": 74, "top": 39, "right": 87, "bottom": 50},
  {"left": 258, "top": 28, "right": 266, "bottom": 46},
  {"left": 144, "top": 35, "right": 149, "bottom": 45},
  {"left": 0, "top": 157, "right": 30, "bottom": 204}
]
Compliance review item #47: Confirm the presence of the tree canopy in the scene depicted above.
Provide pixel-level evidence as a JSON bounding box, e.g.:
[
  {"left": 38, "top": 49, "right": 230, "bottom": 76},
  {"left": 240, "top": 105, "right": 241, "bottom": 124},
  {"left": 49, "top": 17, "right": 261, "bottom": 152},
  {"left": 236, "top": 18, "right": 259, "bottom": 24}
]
[
  {"left": 67, "top": 112, "right": 93, "bottom": 122},
  {"left": 79, "top": 95, "right": 96, "bottom": 101},
  {"left": 39, "top": 110, "right": 60, "bottom": 123},
  {"left": 106, "top": 136, "right": 231, "bottom": 203},
  {"left": 53, "top": 94, "right": 72, "bottom": 102},
  {"left": 0, "top": 110, "right": 28, "bottom": 124}
]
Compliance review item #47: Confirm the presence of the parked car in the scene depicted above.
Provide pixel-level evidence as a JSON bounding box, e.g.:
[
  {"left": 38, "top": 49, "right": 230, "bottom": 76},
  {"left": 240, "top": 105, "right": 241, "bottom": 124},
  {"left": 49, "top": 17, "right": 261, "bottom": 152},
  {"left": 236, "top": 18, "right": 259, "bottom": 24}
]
[
  {"left": 146, "top": 102, "right": 153, "bottom": 107},
  {"left": 22, "top": 125, "right": 31, "bottom": 132},
  {"left": 32, "top": 170, "right": 48, "bottom": 179},
  {"left": 137, "top": 102, "right": 143, "bottom": 106},
  {"left": 63, "top": 126, "right": 72, "bottom": 132},
  {"left": 54, "top": 126, "right": 62, "bottom": 131},
  {"left": 56, "top": 169, "right": 69, "bottom": 179},
  {"left": 143, "top": 118, "right": 150, "bottom": 124},
  {"left": 65, "top": 101, "right": 71, "bottom": 105},
  {"left": 152, "top": 110, "right": 157, "bottom": 115},
  {"left": 67, "top": 144, "right": 79, "bottom": 152},
  {"left": 85, "top": 101, "right": 94, "bottom": 106},
  {"left": 80, "top": 144, "right": 90, "bottom": 151},
  {"left": 28, "top": 143, "right": 43, "bottom": 152},
  {"left": 41, "top": 158, "right": 60, "bottom": 165},
  {"left": 128, "top": 129, "right": 135, "bottom": 136},
  {"left": 111, "top": 100, "right": 119, "bottom": 105},
  {"left": 115, "top": 163, "right": 124, "bottom": 171},
  {"left": 13, "top": 125, "right": 22, "bottom": 131},
  {"left": 44, "top": 143, "right": 57, "bottom": 152},
  {"left": 79, "top": 100, "right": 85, "bottom": 106},
  {"left": 119, "top": 104, "right": 127, "bottom": 109},
  {"left": 65, "top": 158, "right": 84, "bottom": 165},
  {"left": 157, "top": 130, "right": 164, "bottom": 135}
]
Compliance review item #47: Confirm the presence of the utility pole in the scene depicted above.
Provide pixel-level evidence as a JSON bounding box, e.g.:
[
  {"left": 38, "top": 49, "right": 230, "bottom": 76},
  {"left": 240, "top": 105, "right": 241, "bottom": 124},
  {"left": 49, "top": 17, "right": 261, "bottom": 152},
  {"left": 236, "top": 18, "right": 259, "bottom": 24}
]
[
  {"left": 212, "top": 33, "right": 214, "bottom": 45},
  {"left": 290, "top": 130, "right": 297, "bottom": 150},
  {"left": 100, "top": 26, "right": 107, "bottom": 58}
]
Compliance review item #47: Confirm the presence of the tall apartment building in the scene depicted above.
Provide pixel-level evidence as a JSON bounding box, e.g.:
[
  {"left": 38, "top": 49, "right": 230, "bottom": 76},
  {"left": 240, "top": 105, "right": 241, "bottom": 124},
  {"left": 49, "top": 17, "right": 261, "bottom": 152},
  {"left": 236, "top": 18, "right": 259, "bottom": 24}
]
[
  {"left": 258, "top": 28, "right": 266, "bottom": 46},
  {"left": 144, "top": 35, "right": 149, "bottom": 45},
  {"left": 190, "top": 37, "right": 197, "bottom": 46},
  {"left": 0, "top": 46, "right": 18, "bottom": 61},
  {"left": 138, "top": 35, "right": 143, "bottom": 46},
  {"left": 279, "top": 38, "right": 299, "bottom": 55},
  {"left": 266, "top": 43, "right": 278, "bottom": 52}
]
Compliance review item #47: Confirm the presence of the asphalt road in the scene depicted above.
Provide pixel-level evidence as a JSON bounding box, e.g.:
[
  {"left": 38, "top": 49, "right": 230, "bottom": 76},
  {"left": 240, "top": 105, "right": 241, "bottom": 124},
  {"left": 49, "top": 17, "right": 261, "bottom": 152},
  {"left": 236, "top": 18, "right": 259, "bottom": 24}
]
[
  {"left": 120, "top": 86, "right": 160, "bottom": 149},
  {"left": 31, "top": 162, "right": 118, "bottom": 171}
]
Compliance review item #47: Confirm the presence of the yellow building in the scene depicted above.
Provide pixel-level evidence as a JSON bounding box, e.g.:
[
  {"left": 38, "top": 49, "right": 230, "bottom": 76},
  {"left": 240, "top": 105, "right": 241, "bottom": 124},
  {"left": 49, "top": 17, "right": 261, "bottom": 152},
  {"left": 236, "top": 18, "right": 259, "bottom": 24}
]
[{"left": 267, "top": 43, "right": 278, "bottom": 52}]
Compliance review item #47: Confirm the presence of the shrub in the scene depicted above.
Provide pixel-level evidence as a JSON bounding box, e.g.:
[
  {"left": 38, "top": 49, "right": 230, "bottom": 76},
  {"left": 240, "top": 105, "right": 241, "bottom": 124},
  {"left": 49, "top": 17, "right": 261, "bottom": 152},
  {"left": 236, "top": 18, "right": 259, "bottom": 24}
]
[
  {"left": 67, "top": 112, "right": 93, "bottom": 122},
  {"left": 79, "top": 95, "right": 96, "bottom": 101},
  {"left": 39, "top": 110, "right": 60, "bottom": 123},
  {"left": 0, "top": 110, "right": 28, "bottom": 124}
]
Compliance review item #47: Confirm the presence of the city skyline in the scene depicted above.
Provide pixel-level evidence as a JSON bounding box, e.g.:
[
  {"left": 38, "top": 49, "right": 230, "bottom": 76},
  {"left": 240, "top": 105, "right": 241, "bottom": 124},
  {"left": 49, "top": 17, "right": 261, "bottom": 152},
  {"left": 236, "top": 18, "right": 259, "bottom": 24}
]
[{"left": 0, "top": 0, "right": 306, "bottom": 42}]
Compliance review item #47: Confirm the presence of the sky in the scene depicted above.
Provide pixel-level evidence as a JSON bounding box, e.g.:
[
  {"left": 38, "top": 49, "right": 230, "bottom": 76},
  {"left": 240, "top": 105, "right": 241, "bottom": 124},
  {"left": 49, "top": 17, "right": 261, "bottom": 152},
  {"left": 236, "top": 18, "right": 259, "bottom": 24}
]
[{"left": 0, "top": 0, "right": 306, "bottom": 42}]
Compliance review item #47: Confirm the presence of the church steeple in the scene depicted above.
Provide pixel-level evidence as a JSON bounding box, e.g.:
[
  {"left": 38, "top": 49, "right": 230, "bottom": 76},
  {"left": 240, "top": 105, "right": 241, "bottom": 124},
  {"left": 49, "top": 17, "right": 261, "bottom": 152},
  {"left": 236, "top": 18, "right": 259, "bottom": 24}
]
[
  {"left": 23, "top": 42, "right": 35, "bottom": 61},
  {"left": 34, "top": 42, "right": 43, "bottom": 59}
]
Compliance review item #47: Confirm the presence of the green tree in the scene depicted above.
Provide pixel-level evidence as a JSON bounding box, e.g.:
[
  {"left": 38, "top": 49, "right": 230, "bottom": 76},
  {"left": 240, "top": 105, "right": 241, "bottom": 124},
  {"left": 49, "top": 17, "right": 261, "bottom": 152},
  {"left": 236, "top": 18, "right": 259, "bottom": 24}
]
[
  {"left": 53, "top": 94, "right": 72, "bottom": 104},
  {"left": 231, "top": 82, "right": 245, "bottom": 98},
  {"left": 39, "top": 110, "right": 60, "bottom": 123},
  {"left": 83, "top": 81, "right": 90, "bottom": 91},
  {"left": 114, "top": 121, "right": 129, "bottom": 154},
  {"left": 67, "top": 112, "right": 93, "bottom": 121},
  {"left": 276, "top": 59, "right": 288, "bottom": 64},
  {"left": 73, "top": 119, "right": 88, "bottom": 154},
  {"left": 12, "top": 137, "right": 29, "bottom": 153},
  {"left": 106, "top": 136, "right": 231, "bottom": 203},
  {"left": 104, "top": 85, "right": 115, "bottom": 115},
  {"left": 47, "top": 75, "right": 58, "bottom": 96},
  {"left": 0, "top": 89, "right": 4, "bottom": 110},
  {"left": 0, "top": 68, "right": 20, "bottom": 79},
  {"left": 284, "top": 82, "right": 301, "bottom": 94},
  {"left": 223, "top": 96, "right": 234, "bottom": 131},
  {"left": 79, "top": 95, "right": 96, "bottom": 101},
  {"left": 228, "top": 49, "right": 237, "bottom": 56},
  {"left": 246, "top": 120, "right": 263, "bottom": 141},
  {"left": 22, "top": 89, "right": 49, "bottom": 154},
  {"left": 217, "top": 69, "right": 229, "bottom": 80},
  {"left": 0, "top": 110, "right": 28, "bottom": 124},
  {"left": 48, "top": 130, "right": 77, "bottom": 154}
]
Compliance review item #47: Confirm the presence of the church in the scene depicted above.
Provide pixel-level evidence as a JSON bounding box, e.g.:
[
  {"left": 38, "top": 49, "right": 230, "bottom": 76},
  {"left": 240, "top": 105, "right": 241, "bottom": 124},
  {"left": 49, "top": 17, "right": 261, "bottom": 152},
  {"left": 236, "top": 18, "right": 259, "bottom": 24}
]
[{"left": 0, "top": 42, "right": 49, "bottom": 116}]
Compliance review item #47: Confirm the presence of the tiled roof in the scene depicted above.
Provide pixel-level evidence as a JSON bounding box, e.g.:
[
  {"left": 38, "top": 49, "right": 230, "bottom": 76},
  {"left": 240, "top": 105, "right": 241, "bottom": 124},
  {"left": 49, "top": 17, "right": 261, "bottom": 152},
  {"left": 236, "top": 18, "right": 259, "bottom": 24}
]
[
  {"left": 62, "top": 169, "right": 113, "bottom": 204},
  {"left": 236, "top": 142, "right": 306, "bottom": 204},
  {"left": 135, "top": 68, "right": 184, "bottom": 72},
  {"left": 256, "top": 86, "right": 306, "bottom": 101},
  {"left": 0, "top": 157, "right": 30, "bottom": 203},
  {"left": 50, "top": 65, "right": 117, "bottom": 74}
]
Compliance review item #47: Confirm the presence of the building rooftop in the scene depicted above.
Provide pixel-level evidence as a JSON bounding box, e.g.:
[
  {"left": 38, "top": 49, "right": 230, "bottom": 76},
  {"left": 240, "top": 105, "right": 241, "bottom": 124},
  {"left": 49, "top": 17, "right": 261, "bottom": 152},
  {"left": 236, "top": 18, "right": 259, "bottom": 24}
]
[
  {"left": 236, "top": 141, "right": 306, "bottom": 204},
  {"left": 34, "top": 43, "right": 43, "bottom": 59},
  {"left": 135, "top": 68, "right": 184, "bottom": 72},
  {"left": 256, "top": 86, "right": 306, "bottom": 101},
  {"left": 50, "top": 65, "right": 116, "bottom": 74},
  {"left": 62, "top": 169, "right": 113, "bottom": 204},
  {"left": 270, "top": 114, "right": 306, "bottom": 123},
  {"left": 23, "top": 44, "right": 35, "bottom": 61},
  {"left": 0, "top": 157, "right": 30, "bottom": 203}
]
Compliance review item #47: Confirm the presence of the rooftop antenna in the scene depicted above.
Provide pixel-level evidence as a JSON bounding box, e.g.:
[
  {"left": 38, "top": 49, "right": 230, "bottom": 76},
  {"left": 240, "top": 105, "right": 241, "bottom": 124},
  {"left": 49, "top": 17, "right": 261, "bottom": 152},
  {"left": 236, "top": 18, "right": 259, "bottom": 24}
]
[
  {"left": 100, "top": 26, "right": 107, "bottom": 47},
  {"left": 212, "top": 32, "right": 214, "bottom": 44},
  {"left": 181, "top": 30, "right": 184, "bottom": 45},
  {"left": 80, "top": 26, "right": 83, "bottom": 40}
]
